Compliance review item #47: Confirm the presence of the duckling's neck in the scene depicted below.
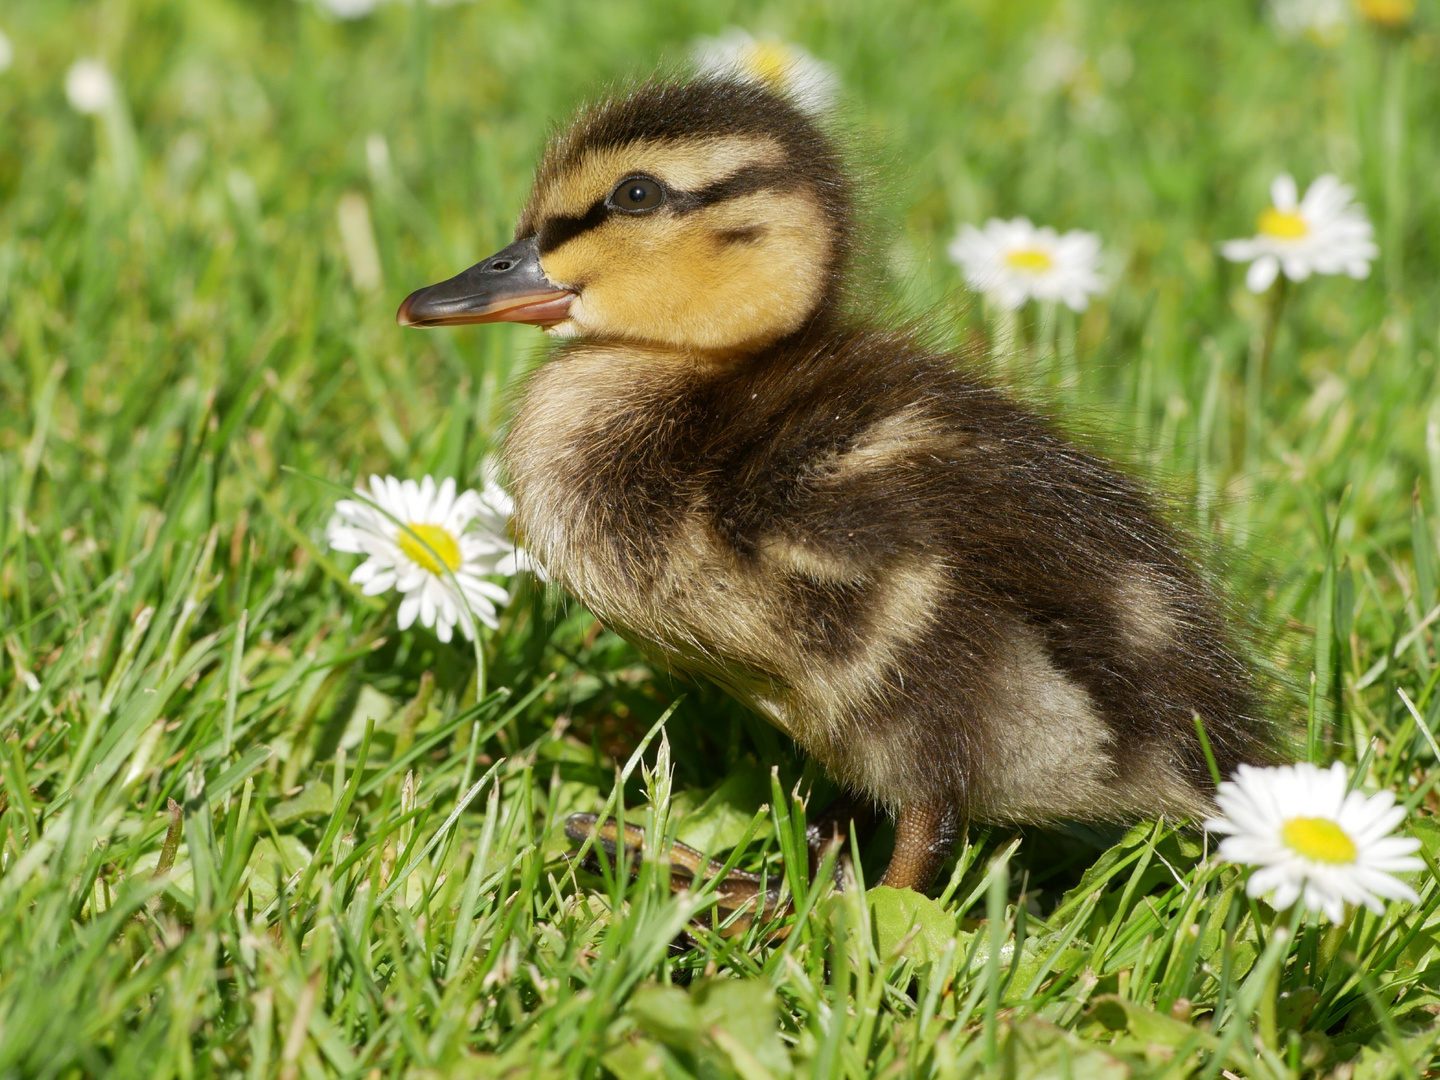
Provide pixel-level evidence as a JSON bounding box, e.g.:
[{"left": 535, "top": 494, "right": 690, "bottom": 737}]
[
  {"left": 545, "top": 312, "right": 839, "bottom": 372},
  {"left": 505, "top": 339, "right": 698, "bottom": 551}
]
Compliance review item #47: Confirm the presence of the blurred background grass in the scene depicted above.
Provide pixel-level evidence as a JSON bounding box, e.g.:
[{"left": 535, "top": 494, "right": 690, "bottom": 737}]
[{"left": 3, "top": 0, "right": 1440, "bottom": 1076}]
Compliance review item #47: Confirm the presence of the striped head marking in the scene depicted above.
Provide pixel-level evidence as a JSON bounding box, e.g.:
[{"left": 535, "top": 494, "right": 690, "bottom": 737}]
[{"left": 398, "top": 79, "right": 850, "bottom": 355}]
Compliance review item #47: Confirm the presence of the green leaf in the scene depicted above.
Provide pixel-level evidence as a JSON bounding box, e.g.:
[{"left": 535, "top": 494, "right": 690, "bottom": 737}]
[
  {"left": 1086, "top": 995, "right": 1231, "bottom": 1071},
  {"left": 270, "top": 781, "right": 333, "bottom": 827},
  {"left": 1088, "top": 996, "right": 1208, "bottom": 1047},
  {"left": 967, "top": 931, "right": 1088, "bottom": 993},
  {"left": 1005, "top": 1018, "right": 1130, "bottom": 1080},
  {"left": 692, "top": 979, "right": 791, "bottom": 1079},
  {"left": 244, "top": 836, "right": 313, "bottom": 906},
  {"left": 1351, "top": 1024, "right": 1440, "bottom": 1080},
  {"left": 626, "top": 985, "right": 701, "bottom": 1052},
  {"left": 627, "top": 978, "right": 791, "bottom": 1080},
  {"left": 671, "top": 765, "right": 771, "bottom": 854},
  {"left": 1196, "top": 885, "right": 1260, "bottom": 982},
  {"left": 599, "top": 1038, "right": 670, "bottom": 1080},
  {"left": 868, "top": 885, "right": 959, "bottom": 965},
  {"left": 343, "top": 685, "right": 395, "bottom": 746},
  {"left": 1411, "top": 817, "right": 1440, "bottom": 863},
  {"left": 1277, "top": 986, "right": 1321, "bottom": 1032}
]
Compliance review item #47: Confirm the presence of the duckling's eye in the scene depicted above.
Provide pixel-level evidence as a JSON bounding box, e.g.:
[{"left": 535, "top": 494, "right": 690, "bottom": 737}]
[{"left": 609, "top": 177, "right": 664, "bottom": 213}]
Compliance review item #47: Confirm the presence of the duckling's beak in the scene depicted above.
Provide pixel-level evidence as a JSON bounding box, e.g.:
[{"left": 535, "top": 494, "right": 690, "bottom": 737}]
[{"left": 396, "top": 236, "right": 576, "bottom": 328}]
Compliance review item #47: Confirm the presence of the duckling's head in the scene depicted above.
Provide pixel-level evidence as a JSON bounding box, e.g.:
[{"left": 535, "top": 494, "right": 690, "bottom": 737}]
[{"left": 398, "top": 78, "right": 851, "bottom": 355}]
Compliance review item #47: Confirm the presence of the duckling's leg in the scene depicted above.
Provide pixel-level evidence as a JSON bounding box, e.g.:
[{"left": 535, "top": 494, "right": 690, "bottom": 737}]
[{"left": 878, "top": 802, "right": 965, "bottom": 890}]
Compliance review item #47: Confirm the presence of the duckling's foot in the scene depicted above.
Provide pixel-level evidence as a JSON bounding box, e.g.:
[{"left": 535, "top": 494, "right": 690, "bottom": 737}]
[
  {"left": 563, "top": 813, "right": 787, "bottom": 936},
  {"left": 878, "top": 802, "right": 965, "bottom": 890}
]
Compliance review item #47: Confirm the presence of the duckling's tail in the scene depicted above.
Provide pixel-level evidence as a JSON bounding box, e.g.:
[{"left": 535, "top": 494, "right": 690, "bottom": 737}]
[{"left": 563, "top": 812, "right": 791, "bottom": 938}]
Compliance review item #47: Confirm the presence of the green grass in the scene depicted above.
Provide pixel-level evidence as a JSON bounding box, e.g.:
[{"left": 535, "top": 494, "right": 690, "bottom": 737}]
[{"left": 3, "top": 0, "right": 1440, "bottom": 1076}]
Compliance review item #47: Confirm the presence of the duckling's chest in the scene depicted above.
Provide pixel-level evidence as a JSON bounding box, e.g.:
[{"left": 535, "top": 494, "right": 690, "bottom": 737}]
[{"left": 503, "top": 349, "right": 790, "bottom": 695}]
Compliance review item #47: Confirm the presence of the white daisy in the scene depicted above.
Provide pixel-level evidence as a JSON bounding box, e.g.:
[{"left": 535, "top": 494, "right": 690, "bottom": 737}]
[
  {"left": 65, "top": 58, "right": 117, "bottom": 115},
  {"left": 326, "top": 473, "right": 530, "bottom": 642},
  {"left": 1205, "top": 762, "right": 1422, "bottom": 923},
  {"left": 0, "top": 28, "right": 13, "bottom": 74},
  {"left": 1221, "top": 174, "right": 1377, "bottom": 293},
  {"left": 1025, "top": 35, "right": 1085, "bottom": 95},
  {"left": 947, "top": 218, "right": 1105, "bottom": 312},
  {"left": 310, "top": 0, "right": 384, "bottom": 18},
  {"left": 1266, "top": 0, "right": 1350, "bottom": 41},
  {"left": 692, "top": 29, "right": 838, "bottom": 116}
]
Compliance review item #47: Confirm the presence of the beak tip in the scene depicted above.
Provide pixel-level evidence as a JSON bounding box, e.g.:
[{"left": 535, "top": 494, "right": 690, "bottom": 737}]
[{"left": 396, "top": 292, "right": 419, "bottom": 328}]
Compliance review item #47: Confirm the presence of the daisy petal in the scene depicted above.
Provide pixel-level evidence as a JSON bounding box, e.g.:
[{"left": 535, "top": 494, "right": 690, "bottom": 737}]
[{"left": 1246, "top": 255, "right": 1280, "bottom": 293}]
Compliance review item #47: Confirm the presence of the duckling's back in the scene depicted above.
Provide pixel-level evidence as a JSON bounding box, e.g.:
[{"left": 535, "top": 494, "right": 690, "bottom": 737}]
[{"left": 505, "top": 325, "right": 1277, "bottom": 827}]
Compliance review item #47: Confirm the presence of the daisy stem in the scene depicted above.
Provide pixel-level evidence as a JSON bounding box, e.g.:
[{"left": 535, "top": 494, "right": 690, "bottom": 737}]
[
  {"left": 1257, "top": 906, "right": 1304, "bottom": 1057},
  {"left": 990, "top": 304, "right": 1020, "bottom": 376},
  {"left": 473, "top": 631, "right": 487, "bottom": 702},
  {"left": 1316, "top": 904, "right": 1353, "bottom": 974},
  {"left": 1202, "top": 913, "right": 1298, "bottom": 1080},
  {"left": 1036, "top": 301, "right": 1057, "bottom": 381},
  {"left": 1246, "top": 277, "right": 1288, "bottom": 474},
  {"left": 1058, "top": 306, "right": 1079, "bottom": 392},
  {"left": 1307, "top": 670, "right": 1319, "bottom": 765},
  {"left": 1196, "top": 339, "right": 1225, "bottom": 536},
  {"left": 98, "top": 98, "right": 141, "bottom": 195},
  {"left": 1256, "top": 908, "right": 1286, "bottom": 1052}
]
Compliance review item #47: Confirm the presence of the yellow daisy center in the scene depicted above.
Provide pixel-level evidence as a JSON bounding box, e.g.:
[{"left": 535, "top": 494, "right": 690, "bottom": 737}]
[
  {"left": 399, "top": 523, "right": 462, "bottom": 576},
  {"left": 1258, "top": 207, "right": 1309, "bottom": 241},
  {"left": 1357, "top": 0, "right": 1415, "bottom": 26},
  {"left": 743, "top": 41, "right": 796, "bottom": 87},
  {"left": 1281, "top": 817, "right": 1357, "bottom": 864},
  {"left": 1004, "top": 248, "right": 1055, "bottom": 273}
]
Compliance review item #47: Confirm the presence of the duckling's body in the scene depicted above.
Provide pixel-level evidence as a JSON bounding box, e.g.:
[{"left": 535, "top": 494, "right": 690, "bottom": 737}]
[
  {"left": 507, "top": 329, "right": 1260, "bottom": 833},
  {"left": 400, "top": 76, "right": 1279, "bottom": 891}
]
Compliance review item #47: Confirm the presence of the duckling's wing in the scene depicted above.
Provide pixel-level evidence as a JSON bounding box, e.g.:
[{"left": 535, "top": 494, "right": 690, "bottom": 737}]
[{"left": 710, "top": 340, "right": 1273, "bottom": 825}]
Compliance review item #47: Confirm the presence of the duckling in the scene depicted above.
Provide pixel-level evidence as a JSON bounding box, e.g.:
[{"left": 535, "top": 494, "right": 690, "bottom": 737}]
[{"left": 398, "top": 76, "right": 1281, "bottom": 900}]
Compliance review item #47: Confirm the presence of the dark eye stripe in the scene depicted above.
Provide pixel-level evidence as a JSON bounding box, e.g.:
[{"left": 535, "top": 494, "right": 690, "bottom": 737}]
[
  {"left": 534, "top": 161, "right": 802, "bottom": 254},
  {"left": 671, "top": 163, "right": 801, "bottom": 212},
  {"left": 537, "top": 199, "right": 609, "bottom": 253}
]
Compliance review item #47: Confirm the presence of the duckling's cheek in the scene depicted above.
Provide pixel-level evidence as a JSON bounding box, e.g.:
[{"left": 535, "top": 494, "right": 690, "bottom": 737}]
[
  {"left": 681, "top": 189, "right": 834, "bottom": 347},
  {"left": 532, "top": 249, "right": 595, "bottom": 338}
]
